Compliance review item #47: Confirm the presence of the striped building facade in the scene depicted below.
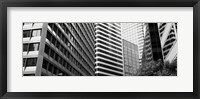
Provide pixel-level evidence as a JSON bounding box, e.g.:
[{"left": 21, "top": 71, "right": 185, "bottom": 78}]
[{"left": 95, "top": 23, "right": 124, "bottom": 76}]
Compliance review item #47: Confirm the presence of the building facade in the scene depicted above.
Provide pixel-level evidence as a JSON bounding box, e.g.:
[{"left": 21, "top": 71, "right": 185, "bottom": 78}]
[
  {"left": 158, "top": 23, "right": 177, "bottom": 62},
  {"left": 123, "top": 39, "right": 139, "bottom": 76},
  {"left": 142, "top": 23, "right": 164, "bottom": 63},
  {"left": 121, "top": 23, "right": 145, "bottom": 66},
  {"left": 95, "top": 23, "right": 124, "bottom": 76},
  {"left": 23, "top": 23, "right": 96, "bottom": 76}
]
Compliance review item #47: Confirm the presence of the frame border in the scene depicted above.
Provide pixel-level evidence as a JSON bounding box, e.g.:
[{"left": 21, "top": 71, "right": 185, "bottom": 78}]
[{"left": 0, "top": 0, "right": 199, "bottom": 99}]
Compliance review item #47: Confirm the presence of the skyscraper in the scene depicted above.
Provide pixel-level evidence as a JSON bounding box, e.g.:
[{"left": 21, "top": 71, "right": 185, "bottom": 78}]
[
  {"left": 23, "top": 23, "right": 96, "bottom": 76},
  {"left": 122, "top": 39, "right": 139, "bottom": 76},
  {"left": 158, "top": 23, "right": 177, "bottom": 62},
  {"left": 95, "top": 23, "right": 123, "bottom": 76},
  {"left": 142, "top": 23, "right": 164, "bottom": 63},
  {"left": 121, "top": 23, "right": 145, "bottom": 66}
]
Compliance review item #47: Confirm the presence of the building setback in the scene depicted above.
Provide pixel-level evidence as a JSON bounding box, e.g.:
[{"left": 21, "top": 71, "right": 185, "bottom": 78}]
[
  {"left": 95, "top": 23, "right": 124, "bottom": 76},
  {"left": 23, "top": 23, "right": 96, "bottom": 76},
  {"left": 158, "top": 23, "right": 177, "bottom": 62},
  {"left": 142, "top": 23, "right": 164, "bottom": 63},
  {"left": 122, "top": 39, "right": 139, "bottom": 76}
]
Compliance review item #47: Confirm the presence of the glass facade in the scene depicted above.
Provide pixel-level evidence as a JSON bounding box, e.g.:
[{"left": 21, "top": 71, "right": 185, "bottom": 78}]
[
  {"left": 142, "top": 23, "right": 164, "bottom": 64},
  {"left": 123, "top": 39, "right": 139, "bottom": 76},
  {"left": 121, "top": 23, "right": 145, "bottom": 66}
]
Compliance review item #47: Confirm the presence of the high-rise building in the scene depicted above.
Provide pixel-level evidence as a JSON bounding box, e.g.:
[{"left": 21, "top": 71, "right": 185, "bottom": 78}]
[
  {"left": 23, "top": 23, "right": 96, "bottom": 76},
  {"left": 158, "top": 23, "right": 177, "bottom": 62},
  {"left": 95, "top": 23, "right": 124, "bottom": 76},
  {"left": 121, "top": 23, "right": 145, "bottom": 66},
  {"left": 142, "top": 23, "right": 164, "bottom": 63},
  {"left": 122, "top": 39, "right": 139, "bottom": 76}
]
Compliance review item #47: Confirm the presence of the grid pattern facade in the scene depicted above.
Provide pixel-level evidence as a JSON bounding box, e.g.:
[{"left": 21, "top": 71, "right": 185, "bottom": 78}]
[
  {"left": 142, "top": 23, "right": 164, "bottom": 63},
  {"left": 121, "top": 23, "right": 144, "bottom": 65},
  {"left": 123, "top": 39, "right": 139, "bottom": 76},
  {"left": 23, "top": 23, "right": 96, "bottom": 76},
  {"left": 158, "top": 23, "right": 177, "bottom": 62},
  {"left": 95, "top": 23, "right": 123, "bottom": 76}
]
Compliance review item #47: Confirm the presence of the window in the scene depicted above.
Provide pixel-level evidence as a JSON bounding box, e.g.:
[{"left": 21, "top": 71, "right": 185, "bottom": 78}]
[
  {"left": 26, "top": 58, "right": 37, "bottom": 66},
  {"left": 51, "top": 36, "right": 56, "bottom": 46},
  {"left": 56, "top": 42, "right": 60, "bottom": 50},
  {"left": 50, "top": 49, "right": 55, "bottom": 58},
  {"left": 29, "top": 43, "right": 40, "bottom": 51},
  {"left": 42, "top": 59, "right": 48, "bottom": 70},
  {"left": 55, "top": 53, "right": 59, "bottom": 62},
  {"left": 23, "top": 30, "right": 31, "bottom": 37},
  {"left": 46, "top": 31, "right": 52, "bottom": 41},
  {"left": 32, "top": 29, "right": 42, "bottom": 37},
  {"left": 23, "top": 58, "right": 26, "bottom": 67},
  {"left": 48, "top": 63, "right": 53, "bottom": 72},
  {"left": 59, "top": 58, "right": 63, "bottom": 65},
  {"left": 44, "top": 45, "right": 50, "bottom": 54},
  {"left": 23, "top": 44, "right": 28, "bottom": 52},
  {"left": 53, "top": 67, "right": 57, "bottom": 74},
  {"left": 23, "top": 74, "right": 35, "bottom": 76}
]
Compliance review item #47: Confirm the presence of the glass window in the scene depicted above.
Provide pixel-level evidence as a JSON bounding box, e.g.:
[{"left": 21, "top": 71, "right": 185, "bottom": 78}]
[
  {"left": 23, "top": 43, "right": 28, "bottom": 52},
  {"left": 32, "top": 29, "right": 41, "bottom": 37},
  {"left": 42, "top": 59, "right": 48, "bottom": 70},
  {"left": 55, "top": 53, "right": 59, "bottom": 62},
  {"left": 23, "top": 74, "right": 35, "bottom": 76},
  {"left": 29, "top": 43, "right": 40, "bottom": 51},
  {"left": 53, "top": 67, "right": 57, "bottom": 74},
  {"left": 26, "top": 58, "right": 37, "bottom": 66},
  {"left": 46, "top": 31, "right": 52, "bottom": 41},
  {"left": 51, "top": 36, "right": 56, "bottom": 46},
  {"left": 48, "top": 63, "right": 53, "bottom": 72},
  {"left": 52, "top": 25, "right": 58, "bottom": 33},
  {"left": 44, "top": 45, "right": 50, "bottom": 54},
  {"left": 23, "top": 58, "right": 26, "bottom": 67},
  {"left": 50, "top": 49, "right": 55, "bottom": 58},
  {"left": 56, "top": 42, "right": 60, "bottom": 49},
  {"left": 23, "top": 30, "right": 31, "bottom": 37}
]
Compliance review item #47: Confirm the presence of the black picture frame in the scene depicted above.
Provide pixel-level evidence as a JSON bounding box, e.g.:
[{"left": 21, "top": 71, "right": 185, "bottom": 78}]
[{"left": 0, "top": 0, "right": 199, "bottom": 99}]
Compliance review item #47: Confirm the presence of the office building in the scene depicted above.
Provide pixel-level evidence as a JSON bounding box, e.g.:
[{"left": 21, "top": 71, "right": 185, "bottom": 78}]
[
  {"left": 23, "top": 23, "right": 96, "bottom": 76},
  {"left": 142, "top": 23, "right": 164, "bottom": 63},
  {"left": 158, "top": 23, "right": 177, "bottom": 62},
  {"left": 123, "top": 39, "right": 139, "bottom": 76},
  {"left": 121, "top": 23, "right": 145, "bottom": 66},
  {"left": 95, "top": 23, "right": 124, "bottom": 76}
]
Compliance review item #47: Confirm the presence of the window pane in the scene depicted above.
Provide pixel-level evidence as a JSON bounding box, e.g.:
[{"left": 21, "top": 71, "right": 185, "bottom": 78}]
[
  {"left": 29, "top": 43, "right": 40, "bottom": 51},
  {"left": 32, "top": 29, "right": 41, "bottom": 37},
  {"left": 53, "top": 67, "right": 57, "bottom": 74},
  {"left": 23, "top": 44, "right": 28, "bottom": 52},
  {"left": 42, "top": 59, "right": 48, "bottom": 70},
  {"left": 23, "top": 74, "right": 35, "bottom": 76},
  {"left": 23, "top": 58, "right": 26, "bottom": 67},
  {"left": 50, "top": 49, "right": 55, "bottom": 58},
  {"left": 44, "top": 45, "right": 50, "bottom": 54},
  {"left": 26, "top": 58, "right": 37, "bottom": 66},
  {"left": 23, "top": 30, "right": 31, "bottom": 37},
  {"left": 48, "top": 63, "right": 53, "bottom": 72},
  {"left": 51, "top": 36, "right": 56, "bottom": 46},
  {"left": 46, "top": 31, "right": 52, "bottom": 41}
]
